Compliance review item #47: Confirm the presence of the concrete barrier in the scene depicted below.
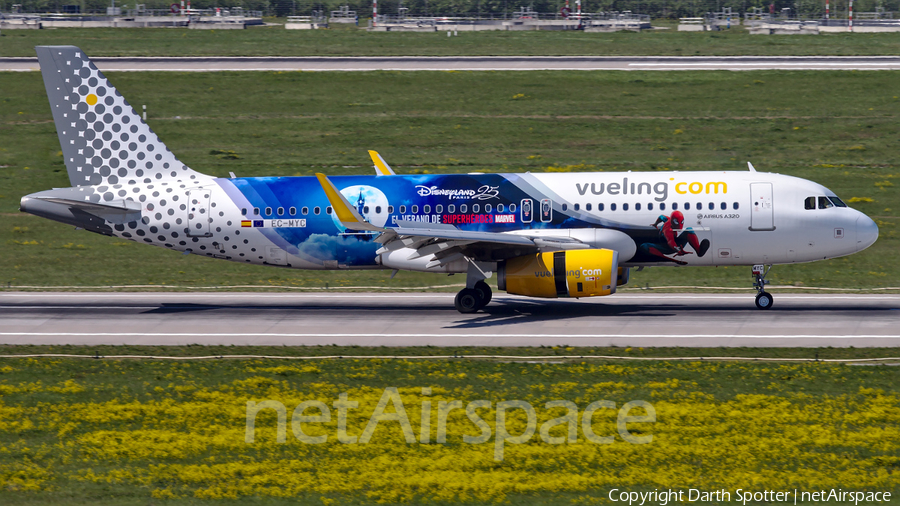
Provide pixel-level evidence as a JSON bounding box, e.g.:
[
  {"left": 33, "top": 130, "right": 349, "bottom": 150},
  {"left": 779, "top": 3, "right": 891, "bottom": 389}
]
[{"left": 189, "top": 21, "right": 245, "bottom": 29}]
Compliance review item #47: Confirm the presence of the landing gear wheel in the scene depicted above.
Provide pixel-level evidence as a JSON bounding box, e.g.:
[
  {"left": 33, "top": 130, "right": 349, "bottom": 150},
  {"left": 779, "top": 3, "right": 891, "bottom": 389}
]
[
  {"left": 752, "top": 264, "right": 773, "bottom": 310},
  {"left": 473, "top": 280, "right": 492, "bottom": 307},
  {"left": 755, "top": 291, "right": 773, "bottom": 310},
  {"left": 455, "top": 288, "right": 480, "bottom": 314}
]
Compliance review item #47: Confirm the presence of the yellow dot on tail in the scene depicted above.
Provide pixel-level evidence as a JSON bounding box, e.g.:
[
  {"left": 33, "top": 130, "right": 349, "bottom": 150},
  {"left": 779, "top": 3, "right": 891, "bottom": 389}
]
[{"left": 86, "top": 94, "right": 98, "bottom": 106}]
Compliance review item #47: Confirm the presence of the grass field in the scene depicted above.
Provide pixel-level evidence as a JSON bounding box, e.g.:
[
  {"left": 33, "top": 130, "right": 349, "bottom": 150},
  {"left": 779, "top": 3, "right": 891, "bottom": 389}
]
[
  {"left": 4, "top": 24, "right": 900, "bottom": 57},
  {"left": 0, "top": 349, "right": 898, "bottom": 504},
  {"left": 1, "top": 69, "right": 898, "bottom": 290}
]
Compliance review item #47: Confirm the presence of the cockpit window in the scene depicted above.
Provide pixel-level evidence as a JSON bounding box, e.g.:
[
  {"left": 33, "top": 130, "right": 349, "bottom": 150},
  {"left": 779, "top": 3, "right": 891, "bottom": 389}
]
[
  {"left": 818, "top": 196, "right": 834, "bottom": 209},
  {"left": 804, "top": 197, "right": 816, "bottom": 210},
  {"left": 829, "top": 196, "right": 847, "bottom": 207}
]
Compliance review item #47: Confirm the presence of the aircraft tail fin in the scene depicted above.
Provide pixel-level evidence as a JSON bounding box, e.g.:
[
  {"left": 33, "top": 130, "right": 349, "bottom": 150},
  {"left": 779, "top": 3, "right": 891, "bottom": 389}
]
[{"left": 35, "top": 45, "right": 207, "bottom": 187}]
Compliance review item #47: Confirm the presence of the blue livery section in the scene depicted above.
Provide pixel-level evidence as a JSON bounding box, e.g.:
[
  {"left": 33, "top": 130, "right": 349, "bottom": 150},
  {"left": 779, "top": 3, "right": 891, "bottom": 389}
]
[{"left": 217, "top": 173, "right": 660, "bottom": 266}]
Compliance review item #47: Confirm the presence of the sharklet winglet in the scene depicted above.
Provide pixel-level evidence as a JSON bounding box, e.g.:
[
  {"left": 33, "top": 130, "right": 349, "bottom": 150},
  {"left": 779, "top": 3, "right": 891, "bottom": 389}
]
[
  {"left": 369, "top": 150, "right": 396, "bottom": 176},
  {"left": 314, "top": 173, "right": 383, "bottom": 232}
]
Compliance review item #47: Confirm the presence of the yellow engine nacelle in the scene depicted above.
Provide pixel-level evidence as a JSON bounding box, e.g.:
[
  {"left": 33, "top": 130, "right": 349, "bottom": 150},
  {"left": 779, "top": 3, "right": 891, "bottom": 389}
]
[{"left": 498, "top": 249, "right": 620, "bottom": 298}]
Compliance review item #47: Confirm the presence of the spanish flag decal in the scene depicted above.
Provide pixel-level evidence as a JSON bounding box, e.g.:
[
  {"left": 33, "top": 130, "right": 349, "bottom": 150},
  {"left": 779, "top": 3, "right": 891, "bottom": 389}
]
[{"left": 241, "top": 220, "right": 252, "bottom": 227}]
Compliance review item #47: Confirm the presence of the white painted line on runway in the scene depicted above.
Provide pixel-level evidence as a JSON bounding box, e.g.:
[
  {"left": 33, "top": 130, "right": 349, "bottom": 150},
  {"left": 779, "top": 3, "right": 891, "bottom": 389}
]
[
  {"left": 3, "top": 292, "right": 899, "bottom": 298},
  {"left": 630, "top": 63, "right": 900, "bottom": 67},
  {"left": 0, "top": 332, "right": 897, "bottom": 339},
  {"left": 2, "top": 294, "right": 898, "bottom": 302},
  {"left": 0, "top": 306, "right": 162, "bottom": 309},
  {"left": 13, "top": 66, "right": 900, "bottom": 72}
]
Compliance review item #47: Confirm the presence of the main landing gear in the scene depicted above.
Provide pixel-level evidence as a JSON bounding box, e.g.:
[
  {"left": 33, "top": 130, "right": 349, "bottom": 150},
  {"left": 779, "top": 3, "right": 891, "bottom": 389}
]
[
  {"left": 455, "top": 281, "right": 492, "bottom": 313},
  {"left": 455, "top": 262, "right": 493, "bottom": 314},
  {"left": 752, "top": 264, "right": 773, "bottom": 310}
]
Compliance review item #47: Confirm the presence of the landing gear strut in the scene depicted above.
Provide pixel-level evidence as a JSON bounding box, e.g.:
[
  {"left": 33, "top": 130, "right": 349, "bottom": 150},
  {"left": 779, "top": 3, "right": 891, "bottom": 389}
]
[
  {"left": 455, "top": 261, "right": 494, "bottom": 313},
  {"left": 752, "top": 264, "right": 773, "bottom": 310}
]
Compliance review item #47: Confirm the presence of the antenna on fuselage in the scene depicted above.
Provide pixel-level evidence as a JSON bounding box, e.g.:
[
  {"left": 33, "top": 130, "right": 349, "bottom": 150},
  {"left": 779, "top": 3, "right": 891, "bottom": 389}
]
[{"left": 747, "top": 162, "right": 757, "bottom": 172}]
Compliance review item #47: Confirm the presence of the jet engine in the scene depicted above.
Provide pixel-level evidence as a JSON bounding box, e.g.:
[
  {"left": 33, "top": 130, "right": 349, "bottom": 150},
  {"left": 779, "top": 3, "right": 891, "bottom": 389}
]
[
  {"left": 498, "top": 249, "right": 620, "bottom": 298},
  {"left": 617, "top": 267, "right": 630, "bottom": 287}
]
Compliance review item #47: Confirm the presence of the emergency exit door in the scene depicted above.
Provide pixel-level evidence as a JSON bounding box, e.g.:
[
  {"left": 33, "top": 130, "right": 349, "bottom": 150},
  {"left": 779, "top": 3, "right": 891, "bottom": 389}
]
[{"left": 749, "top": 182, "right": 775, "bottom": 231}]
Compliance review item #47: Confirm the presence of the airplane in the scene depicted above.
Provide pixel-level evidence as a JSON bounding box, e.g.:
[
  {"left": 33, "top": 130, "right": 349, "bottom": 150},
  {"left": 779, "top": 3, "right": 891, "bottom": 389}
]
[{"left": 20, "top": 46, "right": 879, "bottom": 313}]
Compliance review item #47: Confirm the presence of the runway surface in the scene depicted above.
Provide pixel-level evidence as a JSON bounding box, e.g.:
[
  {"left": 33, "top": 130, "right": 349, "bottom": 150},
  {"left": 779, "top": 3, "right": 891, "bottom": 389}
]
[
  {"left": 5, "top": 56, "right": 900, "bottom": 72},
  {"left": 1, "top": 292, "right": 898, "bottom": 347}
]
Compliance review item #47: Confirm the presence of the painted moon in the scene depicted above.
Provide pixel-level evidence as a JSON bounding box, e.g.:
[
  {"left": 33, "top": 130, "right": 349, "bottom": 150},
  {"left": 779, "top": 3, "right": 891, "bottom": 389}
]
[{"left": 331, "top": 185, "right": 390, "bottom": 231}]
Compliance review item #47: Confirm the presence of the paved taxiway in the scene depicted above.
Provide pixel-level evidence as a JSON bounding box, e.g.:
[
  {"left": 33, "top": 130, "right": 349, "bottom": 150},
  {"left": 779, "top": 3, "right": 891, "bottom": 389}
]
[
  {"left": 5, "top": 56, "right": 900, "bottom": 72},
  {"left": 1, "top": 292, "right": 898, "bottom": 348}
]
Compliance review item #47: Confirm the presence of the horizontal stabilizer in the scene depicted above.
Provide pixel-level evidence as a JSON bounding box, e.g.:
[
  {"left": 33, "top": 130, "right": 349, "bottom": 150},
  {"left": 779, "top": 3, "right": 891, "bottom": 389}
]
[{"left": 34, "top": 196, "right": 142, "bottom": 224}]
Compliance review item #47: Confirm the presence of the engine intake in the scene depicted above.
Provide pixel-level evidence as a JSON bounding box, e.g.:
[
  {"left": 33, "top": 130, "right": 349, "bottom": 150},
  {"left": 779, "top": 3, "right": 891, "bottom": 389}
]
[{"left": 498, "top": 249, "right": 620, "bottom": 298}]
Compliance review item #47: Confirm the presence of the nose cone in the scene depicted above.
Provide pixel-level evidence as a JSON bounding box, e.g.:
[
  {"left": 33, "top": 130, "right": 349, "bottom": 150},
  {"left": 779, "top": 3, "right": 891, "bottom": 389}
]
[{"left": 856, "top": 214, "right": 879, "bottom": 252}]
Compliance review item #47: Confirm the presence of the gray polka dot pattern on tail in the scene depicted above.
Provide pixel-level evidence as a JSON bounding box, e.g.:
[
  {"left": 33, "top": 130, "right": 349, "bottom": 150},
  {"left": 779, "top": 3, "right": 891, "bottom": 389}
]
[{"left": 36, "top": 46, "right": 208, "bottom": 188}]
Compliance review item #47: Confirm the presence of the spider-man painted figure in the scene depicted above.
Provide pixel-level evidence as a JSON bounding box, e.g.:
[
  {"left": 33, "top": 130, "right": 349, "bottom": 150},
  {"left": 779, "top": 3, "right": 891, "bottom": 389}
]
[{"left": 639, "top": 210, "right": 710, "bottom": 265}]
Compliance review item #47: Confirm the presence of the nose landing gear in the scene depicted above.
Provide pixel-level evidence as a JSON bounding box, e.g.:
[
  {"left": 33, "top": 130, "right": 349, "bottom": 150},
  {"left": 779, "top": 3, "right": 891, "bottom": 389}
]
[{"left": 752, "top": 264, "right": 773, "bottom": 310}]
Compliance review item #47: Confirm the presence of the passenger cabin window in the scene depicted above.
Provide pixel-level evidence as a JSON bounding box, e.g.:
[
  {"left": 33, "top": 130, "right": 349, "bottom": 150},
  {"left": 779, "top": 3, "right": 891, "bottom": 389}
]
[
  {"left": 376, "top": 206, "right": 382, "bottom": 214},
  {"left": 485, "top": 204, "right": 492, "bottom": 213},
  {"left": 598, "top": 203, "right": 605, "bottom": 211},
  {"left": 610, "top": 203, "right": 617, "bottom": 211},
  {"left": 573, "top": 204, "right": 580, "bottom": 211},
  {"left": 509, "top": 203, "right": 517, "bottom": 213},
  {"left": 672, "top": 203, "right": 678, "bottom": 210},
  {"left": 313, "top": 207, "right": 320, "bottom": 215},
  {"left": 241, "top": 208, "right": 247, "bottom": 216},
  {"left": 472, "top": 204, "right": 480, "bottom": 213},
  {"left": 289, "top": 207, "right": 296, "bottom": 216},
  {"left": 659, "top": 203, "right": 666, "bottom": 211},
  {"left": 253, "top": 207, "right": 260, "bottom": 216},
  {"left": 423, "top": 205, "right": 431, "bottom": 213},
  {"left": 804, "top": 197, "right": 816, "bottom": 210},
  {"left": 586, "top": 203, "right": 592, "bottom": 211},
  {"left": 708, "top": 202, "right": 714, "bottom": 211},
  {"left": 497, "top": 204, "right": 504, "bottom": 212},
  {"left": 436, "top": 204, "right": 443, "bottom": 213},
  {"left": 648, "top": 203, "right": 654, "bottom": 211},
  {"left": 684, "top": 203, "right": 691, "bottom": 210},
  {"left": 818, "top": 196, "right": 834, "bottom": 209},
  {"left": 326, "top": 206, "right": 333, "bottom": 215},
  {"left": 720, "top": 202, "right": 727, "bottom": 210},
  {"left": 460, "top": 204, "right": 467, "bottom": 213},
  {"left": 733, "top": 202, "right": 739, "bottom": 210},
  {"left": 265, "top": 207, "right": 272, "bottom": 216},
  {"left": 448, "top": 204, "right": 455, "bottom": 213},
  {"left": 388, "top": 205, "right": 394, "bottom": 213},
  {"left": 302, "top": 207, "right": 309, "bottom": 215},
  {"left": 412, "top": 205, "right": 419, "bottom": 213},
  {"left": 363, "top": 206, "right": 370, "bottom": 214},
  {"left": 277, "top": 207, "right": 284, "bottom": 216},
  {"left": 635, "top": 203, "right": 641, "bottom": 211},
  {"left": 562, "top": 204, "right": 568, "bottom": 211},
  {"left": 623, "top": 203, "right": 629, "bottom": 211},
  {"left": 399, "top": 205, "right": 406, "bottom": 213}
]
